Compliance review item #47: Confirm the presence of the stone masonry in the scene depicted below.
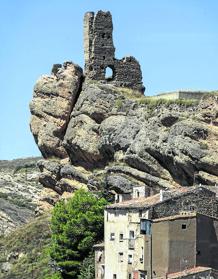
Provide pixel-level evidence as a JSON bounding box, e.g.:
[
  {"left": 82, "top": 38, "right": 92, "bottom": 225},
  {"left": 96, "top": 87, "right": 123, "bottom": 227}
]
[{"left": 84, "top": 11, "right": 145, "bottom": 93}]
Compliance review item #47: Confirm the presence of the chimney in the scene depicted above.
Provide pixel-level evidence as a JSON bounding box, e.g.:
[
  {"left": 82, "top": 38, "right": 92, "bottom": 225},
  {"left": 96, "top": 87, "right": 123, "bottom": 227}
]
[{"left": 160, "top": 190, "right": 172, "bottom": 202}]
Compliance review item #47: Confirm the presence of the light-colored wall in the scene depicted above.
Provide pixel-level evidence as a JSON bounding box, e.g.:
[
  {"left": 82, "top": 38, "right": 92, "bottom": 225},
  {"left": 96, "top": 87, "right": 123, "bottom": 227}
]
[
  {"left": 152, "top": 92, "right": 179, "bottom": 100},
  {"left": 152, "top": 91, "right": 209, "bottom": 101},
  {"left": 132, "top": 186, "right": 148, "bottom": 199},
  {"left": 104, "top": 208, "right": 150, "bottom": 279}
]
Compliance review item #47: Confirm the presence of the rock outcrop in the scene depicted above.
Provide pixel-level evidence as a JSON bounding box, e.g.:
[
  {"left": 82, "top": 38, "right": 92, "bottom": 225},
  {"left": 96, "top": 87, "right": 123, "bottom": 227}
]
[
  {"left": 30, "top": 76, "right": 218, "bottom": 209},
  {"left": 29, "top": 10, "right": 218, "bottom": 209},
  {"left": 30, "top": 62, "right": 83, "bottom": 159}
]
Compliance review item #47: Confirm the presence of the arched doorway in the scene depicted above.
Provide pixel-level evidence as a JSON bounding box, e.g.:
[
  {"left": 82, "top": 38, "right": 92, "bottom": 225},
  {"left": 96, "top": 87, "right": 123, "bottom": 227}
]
[{"left": 105, "top": 66, "right": 115, "bottom": 80}]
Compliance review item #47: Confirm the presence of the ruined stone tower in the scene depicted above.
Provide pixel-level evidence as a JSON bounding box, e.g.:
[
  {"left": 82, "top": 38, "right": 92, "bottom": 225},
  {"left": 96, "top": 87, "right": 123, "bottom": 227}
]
[{"left": 84, "top": 11, "right": 144, "bottom": 93}]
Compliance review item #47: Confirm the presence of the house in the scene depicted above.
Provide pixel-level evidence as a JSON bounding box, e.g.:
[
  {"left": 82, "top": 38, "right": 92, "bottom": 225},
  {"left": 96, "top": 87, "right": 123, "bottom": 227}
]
[{"left": 95, "top": 186, "right": 218, "bottom": 279}]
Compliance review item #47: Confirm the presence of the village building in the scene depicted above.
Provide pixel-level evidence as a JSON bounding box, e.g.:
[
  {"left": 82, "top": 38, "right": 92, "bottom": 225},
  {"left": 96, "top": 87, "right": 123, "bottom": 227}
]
[{"left": 94, "top": 186, "right": 218, "bottom": 279}]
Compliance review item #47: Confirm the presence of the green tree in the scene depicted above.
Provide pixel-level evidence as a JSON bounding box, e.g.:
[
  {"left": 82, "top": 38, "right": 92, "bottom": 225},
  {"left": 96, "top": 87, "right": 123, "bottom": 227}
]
[
  {"left": 49, "top": 189, "right": 107, "bottom": 279},
  {"left": 78, "top": 253, "right": 95, "bottom": 279}
]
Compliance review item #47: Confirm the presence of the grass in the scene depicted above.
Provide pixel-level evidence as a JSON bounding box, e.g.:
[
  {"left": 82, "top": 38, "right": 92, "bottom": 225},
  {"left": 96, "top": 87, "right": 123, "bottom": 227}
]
[
  {"left": 0, "top": 214, "right": 54, "bottom": 279},
  {"left": 114, "top": 99, "right": 123, "bottom": 109},
  {"left": 137, "top": 97, "right": 199, "bottom": 107},
  {"left": 113, "top": 86, "right": 199, "bottom": 107}
]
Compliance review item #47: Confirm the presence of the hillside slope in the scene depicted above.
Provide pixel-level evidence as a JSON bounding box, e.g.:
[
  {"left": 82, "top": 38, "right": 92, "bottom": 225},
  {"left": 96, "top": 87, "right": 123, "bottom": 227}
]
[
  {"left": 0, "top": 213, "right": 52, "bottom": 279},
  {"left": 0, "top": 157, "right": 42, "bottom": 234}
]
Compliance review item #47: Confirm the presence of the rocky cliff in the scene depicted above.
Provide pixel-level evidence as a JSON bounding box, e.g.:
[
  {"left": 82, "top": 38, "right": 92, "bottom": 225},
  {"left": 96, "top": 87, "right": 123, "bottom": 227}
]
[
  {"left": 29, "top": 62, "right": 218, "bottom": 209},
  {"left": 0, "top": 157, "right": 42, "bottom": 234}
]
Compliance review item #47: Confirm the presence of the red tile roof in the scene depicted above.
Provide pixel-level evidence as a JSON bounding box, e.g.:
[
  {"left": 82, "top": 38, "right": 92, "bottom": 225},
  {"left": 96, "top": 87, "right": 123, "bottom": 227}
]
[
  {"left": 167, "top": 266, "right": 211, "bottom": 278},
  {"left": 106, "top": 187, "right": 194, "bottom": 209},
  {"left": 153, "top": 213, "right": 197, "bottom": 223}
]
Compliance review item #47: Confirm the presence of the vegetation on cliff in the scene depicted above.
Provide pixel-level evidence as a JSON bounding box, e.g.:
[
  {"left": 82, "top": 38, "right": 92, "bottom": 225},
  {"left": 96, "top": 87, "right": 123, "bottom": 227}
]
[
  {"left": 0, "top": 157, "right": 42, "bottom": 235},
  {"left": 0, "top": 214, "right": 52, "bottom": 279}
]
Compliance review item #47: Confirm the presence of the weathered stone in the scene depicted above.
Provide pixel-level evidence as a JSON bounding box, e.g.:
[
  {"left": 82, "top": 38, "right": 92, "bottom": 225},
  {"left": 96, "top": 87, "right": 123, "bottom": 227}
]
[
  {"left": 30, "top": 62, "right": 83, "bottom": 159},
  {"left": 63, "top": 114, "right": 103, "bottom": 168},
  {"left": 106, "top": 165, "right": 176, "bottom": 191},
  {"left": 196, "top": 171, "right": 218, "bottom": 186},
  {"left": 84, "top": 11, "right": 144, "bottom": 93},
  {"left": 169, "top": 120, "right": 208, "bottom": 141},
  {"left": 160, "top": 113, "right": 179, "bottom": 127},
  {"left": 99, "top": 115, "right": 140, "bottom": 158},
  {"left": 28, "top": 11, "right": 218, "bottom": 202},
  {"left": 60, "top": 164, "right": 89, "bottom": 183},
  {"left": 106, "top": 174, "right": 143, "bottom": 194}
]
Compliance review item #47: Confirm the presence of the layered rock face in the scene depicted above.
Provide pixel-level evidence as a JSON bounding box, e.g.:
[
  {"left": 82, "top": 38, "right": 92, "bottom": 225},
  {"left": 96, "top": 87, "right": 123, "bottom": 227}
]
[
  {"left": 0, "top": 158, "right": 42, "bottom": 234},
  {"left": 29, "top": 10, "right": 218, "bottom": 210},
  {"left": 30, "top": 62, "right": 83, "bottom": 159},
  {"left": 30, "top": 71, "right": 218, "bottom": 209}
]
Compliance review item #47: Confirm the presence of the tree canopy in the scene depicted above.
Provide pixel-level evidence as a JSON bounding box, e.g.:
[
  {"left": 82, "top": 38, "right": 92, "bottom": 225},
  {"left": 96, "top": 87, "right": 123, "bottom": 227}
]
[{"left": 49, "top": 189, "right": 107, "bottom": 278}]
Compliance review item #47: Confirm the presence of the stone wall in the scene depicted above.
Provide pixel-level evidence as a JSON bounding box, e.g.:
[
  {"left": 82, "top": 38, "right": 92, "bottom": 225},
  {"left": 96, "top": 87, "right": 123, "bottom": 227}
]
[
  {"left": 179, "top": 91, "right": 208, "bottom": 100},
  {"left": 83, "top": 11, "right": 144, "bottom": 93},
  {"left": 152, "top": 188, "right": 217, "bottom": 219},
  {"left": 153, "top": 91, "right": 211, "bottom": 101}
]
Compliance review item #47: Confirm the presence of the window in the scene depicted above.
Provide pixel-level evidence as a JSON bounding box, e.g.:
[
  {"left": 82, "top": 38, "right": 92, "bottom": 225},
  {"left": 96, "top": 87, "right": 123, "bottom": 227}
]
[
  {"left": 128, "top": 254, "right": 133, "bottom": 264},
  {"left": 129, "top": 274, "right": 132, "bottom": 279},
  {"left": 182, "top": 224, "right": 187, "bottom": 230},
  {"left": 129, "top": 230, "right": 134, "bottom": 239},
  {"left": 98, "top": 253, "right": 102, "bottom": 262},
  {"left": 113, "top": 274, "right": 117, "bottom": 279},
  {"left": 140, "top": 219, "right": 151, "bottom": 235},
  {"left": 140, "top": 271, "right": 148, "bottom": 279},
  {"left": 119, "top": 233, "right": 124, "bottom": 242},
  {"left": 110, "top": 233, "right": 115, "bottom": 240},
  {"left": 129, "top": 231, "right": 135, "bottom": 249},
  {"left": 139, "top": 210, "right": 142, "bottom": 217},
  {"left": 118, "top": 252, "right": 124, "bottom": 262},
  {"left": 140, "top": 247, "right": 144, "bottom": 263}
]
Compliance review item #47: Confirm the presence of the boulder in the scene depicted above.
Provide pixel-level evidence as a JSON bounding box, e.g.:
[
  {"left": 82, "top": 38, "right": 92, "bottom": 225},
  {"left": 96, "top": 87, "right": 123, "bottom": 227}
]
[{"left": 30, "top": 62, "right": 83, "bottom": 158}]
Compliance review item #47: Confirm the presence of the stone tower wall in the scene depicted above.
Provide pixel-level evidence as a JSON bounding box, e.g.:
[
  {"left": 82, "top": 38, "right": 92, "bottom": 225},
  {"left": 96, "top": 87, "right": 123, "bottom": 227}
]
[{"left": 83, "top": 10, "right": 144, "bottom": 93}]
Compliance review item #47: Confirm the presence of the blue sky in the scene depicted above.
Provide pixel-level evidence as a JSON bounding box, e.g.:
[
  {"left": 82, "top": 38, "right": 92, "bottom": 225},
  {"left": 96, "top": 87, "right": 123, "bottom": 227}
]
[{"left": 0, "top": 0, "right": 218, "bottom": 160}]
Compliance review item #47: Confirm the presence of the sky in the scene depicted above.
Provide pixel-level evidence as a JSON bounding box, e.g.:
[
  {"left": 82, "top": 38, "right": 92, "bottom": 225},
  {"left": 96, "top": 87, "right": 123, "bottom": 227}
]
[{"left": 0, "top": 0, "right": 218, "bottom": 160}]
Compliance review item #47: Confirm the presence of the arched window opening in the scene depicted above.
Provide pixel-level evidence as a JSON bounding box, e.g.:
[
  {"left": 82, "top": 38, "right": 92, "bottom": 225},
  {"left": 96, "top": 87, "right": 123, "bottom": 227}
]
[{"left": 105, "top": 66, "right": 114, "bottom": 80}]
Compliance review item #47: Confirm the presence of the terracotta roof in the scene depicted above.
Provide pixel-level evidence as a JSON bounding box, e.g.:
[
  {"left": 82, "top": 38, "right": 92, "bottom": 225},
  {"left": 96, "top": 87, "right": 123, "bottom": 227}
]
[
  {"left": 153, "top": 213, "right": 197, "bottom": 223},
  {"left": 167, "top": 266, "right": 211, "bottom": 278},
  {"left": 106, "top": 186, "right": 215, "bottom": 210},
  {"left": 106, "top": 186, "right": 197, "bottom": 209}
]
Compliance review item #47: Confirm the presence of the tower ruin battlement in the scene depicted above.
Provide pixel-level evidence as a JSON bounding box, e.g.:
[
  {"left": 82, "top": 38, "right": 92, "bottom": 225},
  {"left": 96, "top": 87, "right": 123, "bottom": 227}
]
[{"left": 84, "top": 11, "right": 144, "bottom": 93}]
